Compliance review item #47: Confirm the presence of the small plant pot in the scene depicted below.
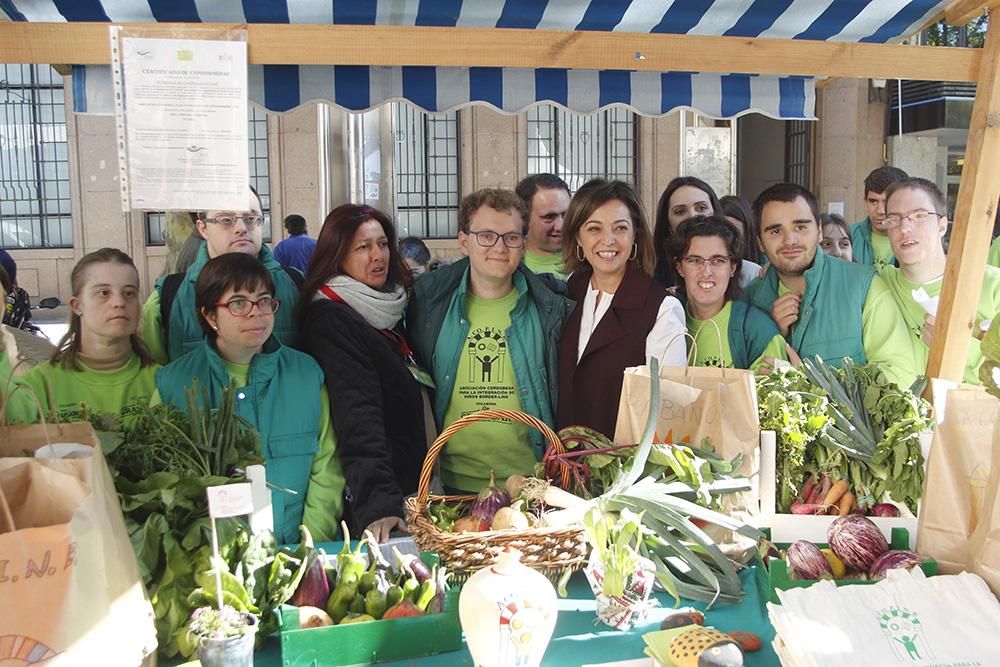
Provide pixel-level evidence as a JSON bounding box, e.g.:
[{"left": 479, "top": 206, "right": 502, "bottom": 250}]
[{"left": 195, "top": 615, "right": 258, "bottom": 667}]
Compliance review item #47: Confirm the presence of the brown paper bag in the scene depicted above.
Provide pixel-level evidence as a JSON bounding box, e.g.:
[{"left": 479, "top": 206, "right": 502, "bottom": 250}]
[
  {"left": 916, "top": 381, "right": 999, "bottom": 574},
  {"left": 0, "top": 421, "right": 157, "bottom": 665},
  {"left": 969, "top": 418, "right": 1000, "bottom": 596},
  {"left": 613, "top": 364, "right": 761, "bottom": 514}
]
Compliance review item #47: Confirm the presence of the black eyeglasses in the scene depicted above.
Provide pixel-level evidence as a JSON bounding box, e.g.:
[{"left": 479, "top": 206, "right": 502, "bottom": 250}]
[
  {"left": 215, "top": 296, "right": 280, "bottom": 317},
  {"left": 205, "top": 214, "right": 265, "bottom": 228},
  {"left": 466, "top": 229, "right": 526, "bottom": 249}
]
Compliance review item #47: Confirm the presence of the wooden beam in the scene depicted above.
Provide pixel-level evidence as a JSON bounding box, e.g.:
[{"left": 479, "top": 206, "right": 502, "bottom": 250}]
[
  {"left": 925, "top": 17, "right": 1000, "bottom": 382},
  {"left": 944, "top": 0, "right": 1000, "bottom": 26},
  {"left": 0, "top": 22, "right": 983, "bottom": 82}
]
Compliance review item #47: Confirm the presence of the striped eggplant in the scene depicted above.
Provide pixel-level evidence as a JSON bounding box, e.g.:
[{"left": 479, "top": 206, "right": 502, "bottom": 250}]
[
  {"left": 827, "top": 514, "right": 888, "bottom": 572},
  {"left": 785, "top": 540, "right": 834, "bottom": 580},
  {"left": 868, "top": 550, "right": 925, "bottom": 580}
]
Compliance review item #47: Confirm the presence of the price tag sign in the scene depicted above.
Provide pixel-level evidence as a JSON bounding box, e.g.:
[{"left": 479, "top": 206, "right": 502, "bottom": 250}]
[{"left": 207, "top": 483, "right": 254, "bottom": 518}]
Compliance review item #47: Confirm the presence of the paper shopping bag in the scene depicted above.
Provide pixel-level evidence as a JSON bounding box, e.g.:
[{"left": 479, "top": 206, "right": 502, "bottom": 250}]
[
  {"left": 0, "top": 421, "right": 157, "bottom": 665},
  {"left": 613, "top": 364, "right": 761, "bottom": 515},
  {"left": 917, "top": 380, "right": 1000, "bottom": 574},
  {"left": 969, "top": 417, "right": 1000, "bottom": 597}
]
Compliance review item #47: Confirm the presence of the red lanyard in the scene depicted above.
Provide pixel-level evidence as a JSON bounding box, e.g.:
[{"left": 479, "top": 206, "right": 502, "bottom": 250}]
[{"left": 319, "top": 285, "right": 414, "bottom": 360}]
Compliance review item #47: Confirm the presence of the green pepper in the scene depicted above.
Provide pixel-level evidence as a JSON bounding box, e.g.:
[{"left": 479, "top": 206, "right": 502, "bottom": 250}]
[
  {"left": 401, "top": 575, "right": 419, "bottom": 602},
  {"left": 365, "top": 588, "right": 388, "bottom": 619},
  {"left": 415, "top": 576, "right": 436, "bottom": 611},
  {"left": 336, "top": 521, "right": 368, "bottom": 588},
  {"left": 350, "top": 592, "right": 366, "bottom": 614},
  {"left": 386, "top": 584, "right": 404, "bottom": 608},
  {"left": 326, "top": 573, "right": 360, "bottom": 624},
  {"left": 358, "top": 563, "right": 378, "bottom": 595}
]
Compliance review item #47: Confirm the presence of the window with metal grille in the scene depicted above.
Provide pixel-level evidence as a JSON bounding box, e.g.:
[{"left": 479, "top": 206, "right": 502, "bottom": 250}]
[
  {"left": 526, "top": 105, "right": 637, "bottom": 192},
  {"left": 0, "top": 64, "right": 71, "bottom": 249},
  {"left": 145, "top": 105, "right": 271, "bottom": 245},
  {"left": 391, "top": 103, "right": 460, "bottom": 239},
  {"left": 784, "top": 120, "right": 811, "bottom": 189}
]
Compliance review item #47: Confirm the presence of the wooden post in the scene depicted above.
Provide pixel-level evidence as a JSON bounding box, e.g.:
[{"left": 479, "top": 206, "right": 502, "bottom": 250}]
[{"left": 925, "top": 17, "right": 1000, "bottom": 382}]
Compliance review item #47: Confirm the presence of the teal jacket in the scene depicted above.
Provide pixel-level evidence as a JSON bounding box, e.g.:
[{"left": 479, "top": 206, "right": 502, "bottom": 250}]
[
  {"left": 156, "top": 338, "right": 323, "bottom": 544},
  {"left": 849, "top": 217, "right": 896, "bottom": 268},
  {"left": 407, "top": 258, "right": 574, "bottom": 457},
  {"left": 728, "top": 300, "right": 783, "bottom": 370},
  {"left": 156, "top": 242, "right": 300, "bottom": 361},
  {"left": 743, "top": 249, "right": 874, "bottom": 367}
]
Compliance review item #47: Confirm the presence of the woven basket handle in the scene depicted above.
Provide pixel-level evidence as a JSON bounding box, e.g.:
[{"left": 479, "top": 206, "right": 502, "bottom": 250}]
[{"left": 415, "top": 409, "right": 566, "bottom": 511}]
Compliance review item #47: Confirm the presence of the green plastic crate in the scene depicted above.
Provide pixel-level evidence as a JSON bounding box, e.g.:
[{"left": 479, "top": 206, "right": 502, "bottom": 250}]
[{"left": 756, "top": 527, "right": 938, "bottom": 605}]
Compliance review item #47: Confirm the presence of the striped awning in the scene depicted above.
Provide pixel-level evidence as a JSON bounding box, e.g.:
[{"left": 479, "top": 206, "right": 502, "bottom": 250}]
[{"left": 1, "top": 0, "right": 949, "bottom": 119}]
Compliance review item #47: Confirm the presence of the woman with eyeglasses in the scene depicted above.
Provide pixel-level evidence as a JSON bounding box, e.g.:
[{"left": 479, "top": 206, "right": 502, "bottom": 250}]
[
  {"left": 9, "top": 248, "right": 158, "bottom": 424},
  {"left": 154, "top": 253, "right": 344, "bottom": 544},
  {"left": 669, "top": 216, "right": 788, "bottom": 372},
  {"left": 298, "top": 204, "right": 427, "bottom": 543},
  {"left": 556, "top": 179, "right": 687, "bottom": 440}
]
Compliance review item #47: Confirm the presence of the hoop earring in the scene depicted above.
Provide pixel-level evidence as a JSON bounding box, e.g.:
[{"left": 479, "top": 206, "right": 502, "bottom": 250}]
[
  {"left": 629, "top": 243, "right": 638, "bottom": 261},
  {"left": 576, "top": 245, "right": 585, "bottom": 262}
]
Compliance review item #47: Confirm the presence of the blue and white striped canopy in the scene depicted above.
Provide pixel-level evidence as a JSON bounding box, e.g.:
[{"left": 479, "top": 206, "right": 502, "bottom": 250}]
[{"left": 1, "top": 0, "right": 949, "bottom": 119}]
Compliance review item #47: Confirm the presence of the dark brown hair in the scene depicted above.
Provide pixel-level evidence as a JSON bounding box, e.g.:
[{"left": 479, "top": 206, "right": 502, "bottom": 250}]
[
  {"left": 864, "top": 166, "right": 908, "bottom": 197},
  {"left": 52, "top": 248, "right": 152, "bottom": 370},
  {"left": 300, "top": 204, "right": 412, "bottom": 303},
  {"left": 195, "top": 254, "right": 276, "bottom": 339},
  {"left": 459, "top": 189, "right": 529, "bottom": 234},
  {"left": 884, "top": 177, "right": 947, "bottom": 216},
  {"left": 561, "top": 179, "right": 655, "bottom": 276},
  {"left": 668, "top": 215, "right": 743, "bottom": 303},
  {"left": 752, "top": 183, "right": 821, "bottom": 236}
]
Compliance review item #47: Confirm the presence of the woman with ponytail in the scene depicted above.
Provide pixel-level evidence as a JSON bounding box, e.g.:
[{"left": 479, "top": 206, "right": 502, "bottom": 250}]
[{"left": 12, "top": 248, "right": 157, "bottom": 423}]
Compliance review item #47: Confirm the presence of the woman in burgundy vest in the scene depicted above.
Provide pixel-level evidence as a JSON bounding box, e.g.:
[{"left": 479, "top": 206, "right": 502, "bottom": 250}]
[{"left": 556, "top": 180, "right": 687, "bottom": 440}]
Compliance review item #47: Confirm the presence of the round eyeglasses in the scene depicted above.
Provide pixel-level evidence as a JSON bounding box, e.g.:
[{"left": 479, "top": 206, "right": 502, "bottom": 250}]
[{"left": 215, "top": 296, "right": 280, "bottom": 317}]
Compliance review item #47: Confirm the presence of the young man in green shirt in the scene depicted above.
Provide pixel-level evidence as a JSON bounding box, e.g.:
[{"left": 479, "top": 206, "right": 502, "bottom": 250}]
[
  {"left": 881, "top": 177, "right": 1000, "bottom": 384},
  {"left": 139, "top": 187, "right": 301, "bottom": 363},
  {"left": 408, "top": 189, "right": 572, "bottom": 493},
  {"left": 850, "top": 165, "right": 908, "bottom": 270},
  {"left": 515, "top": 174, "right": 571, "bottom": 280},
  {"left": 744, "top": 183, "right": 917, "bottom": 389}
]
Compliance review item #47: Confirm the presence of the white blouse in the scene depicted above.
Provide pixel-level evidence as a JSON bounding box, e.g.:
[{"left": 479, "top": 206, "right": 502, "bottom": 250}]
[{"left": 577, "top": 282, "right": 688, "bottom": 367}]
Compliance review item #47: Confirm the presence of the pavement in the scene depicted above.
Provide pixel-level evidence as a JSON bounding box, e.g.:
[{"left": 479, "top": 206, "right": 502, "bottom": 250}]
[{"left": 30, "top": 303, "right": 70, "bottom": 345}]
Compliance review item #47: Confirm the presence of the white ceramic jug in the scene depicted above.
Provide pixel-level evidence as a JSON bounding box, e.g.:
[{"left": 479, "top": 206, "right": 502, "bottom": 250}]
[{"left": 459, "top": 547, "right": 558, "bottom": 667}]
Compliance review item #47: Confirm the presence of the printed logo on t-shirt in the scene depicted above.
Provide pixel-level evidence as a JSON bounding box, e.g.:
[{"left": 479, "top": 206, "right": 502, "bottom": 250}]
[{"left": 466, "top": 327, "right": 507, "bottom": 384}]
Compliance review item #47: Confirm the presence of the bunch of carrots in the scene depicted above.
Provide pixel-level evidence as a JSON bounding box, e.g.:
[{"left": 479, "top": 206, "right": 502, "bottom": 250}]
[{"left": 789, "top": 473, "right": 854, "bottom": 516}]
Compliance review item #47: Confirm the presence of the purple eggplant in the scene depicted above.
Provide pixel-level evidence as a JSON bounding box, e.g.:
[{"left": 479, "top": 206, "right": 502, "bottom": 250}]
[
  {"left": 868, "top": 550, "right": 925, "bottom": 580},
  {"left": 785, "top": 540, "right": 834, "bottom": 580},
  {"left": 828, "top": 514, "right": 888, "bottom": 572}
]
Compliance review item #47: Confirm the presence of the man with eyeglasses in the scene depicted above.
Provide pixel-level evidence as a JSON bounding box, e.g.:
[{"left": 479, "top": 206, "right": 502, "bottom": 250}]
[
  {"left": 850, "top": 165, "right": 908, "bottom": 270},
  {"left": 880, "top": 177, "right": 1000, "bottom": 384},
  {"left": 407, "top": 188, "right": 573, "bottom": 494},
  {"left": 140, "top": 187, "right": 302, "bottom": 363},
  {"left": 744, "top": 183, "right": 916, "bottom": 389}
]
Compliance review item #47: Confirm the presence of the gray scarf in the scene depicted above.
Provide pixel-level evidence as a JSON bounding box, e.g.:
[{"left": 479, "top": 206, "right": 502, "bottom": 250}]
[{"left": 315, "top": 275, "right": 407, "bottom": 330}]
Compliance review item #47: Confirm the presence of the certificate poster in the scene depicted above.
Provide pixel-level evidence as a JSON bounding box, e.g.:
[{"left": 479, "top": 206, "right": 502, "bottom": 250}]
[{"left": 119, "top": 36, "right": 248, "bottom": 211}]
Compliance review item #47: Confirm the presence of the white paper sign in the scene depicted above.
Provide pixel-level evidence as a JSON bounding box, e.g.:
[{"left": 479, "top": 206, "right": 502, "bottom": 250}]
[
  {"left": 119, "top": 36, "right": 248, "bottom": 211},
  {"left": 206, "top": 483, "right": 254, "bottom": 518}
]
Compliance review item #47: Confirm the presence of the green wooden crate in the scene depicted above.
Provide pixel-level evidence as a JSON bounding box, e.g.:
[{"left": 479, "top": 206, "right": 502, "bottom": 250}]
[
  {"left": 756, "top": 527, "right": 938, "bottom": 605},
  {"left": 278, "top": 587, "right": 461, "bottom": 666}
]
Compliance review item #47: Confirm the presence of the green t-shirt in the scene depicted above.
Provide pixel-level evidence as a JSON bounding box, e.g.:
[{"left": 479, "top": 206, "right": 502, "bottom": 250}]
[
  {"left": 989, "top": 236, "right": 1000, "bottom": 269},
  {"left": 15, "top": 354, "right": 159, "bottom": 424},
  {"left": 881, "top": 266, "right": 1000, "bottom": 385},
  {"left": 440, "top": 289, "right": 535, "bottom": 492},
  {"left": 686, "top": 301, "right": 787, "bottom": 371},
  {"left": 870, "top": 231, "right": 895, "bottom": 272},
  {"left": 523, "top": 250, "right": 567, "bottom": 280}
]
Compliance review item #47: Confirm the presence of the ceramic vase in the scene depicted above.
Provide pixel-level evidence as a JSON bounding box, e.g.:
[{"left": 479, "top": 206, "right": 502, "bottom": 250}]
[{"left": 459, "top": 547, "right": 558, "bottom": 667}]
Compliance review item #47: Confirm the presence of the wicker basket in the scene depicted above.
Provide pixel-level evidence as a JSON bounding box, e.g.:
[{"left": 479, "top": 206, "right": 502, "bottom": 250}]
[{"left": 405, "top": 409, "right": 588, "bottom": 582}]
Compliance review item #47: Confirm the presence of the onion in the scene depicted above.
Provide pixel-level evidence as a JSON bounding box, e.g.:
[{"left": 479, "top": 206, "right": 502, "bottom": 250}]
[
  {"left": 868, "top": 550, "right": 925, "bottom": 579},
  {"left": 785, "top": 540, "right": 834, "bottom": 580},
  {"left": 827, "top": 514, "right": 888, "bottom": 572},
  {"left": 870, "top": 503, "right": 900, "bottom": 518},
  {"left": 469, "top": 470, "right": 510, "bottom": 525}
]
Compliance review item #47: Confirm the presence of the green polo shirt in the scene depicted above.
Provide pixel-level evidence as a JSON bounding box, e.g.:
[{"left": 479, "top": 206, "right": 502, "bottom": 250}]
[{"left": 523, "top": 250, "right": 567, "bottom": 280}]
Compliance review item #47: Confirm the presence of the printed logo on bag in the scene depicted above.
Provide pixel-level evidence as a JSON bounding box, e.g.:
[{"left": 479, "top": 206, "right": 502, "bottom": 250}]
[
  {"left": 878, "top": 607, "right": 933, "bottom": 662},
  {"left": 0, "top": 636, "right": 59, "bottom": 662},
  {"left": 495, "top": 593, "right": 553, "bottom": 665}
]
